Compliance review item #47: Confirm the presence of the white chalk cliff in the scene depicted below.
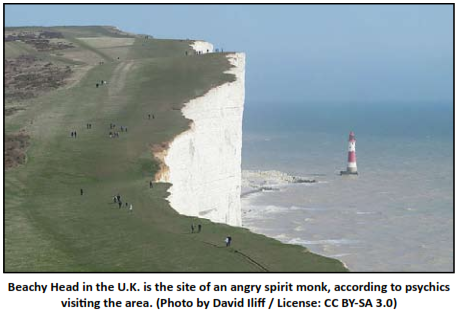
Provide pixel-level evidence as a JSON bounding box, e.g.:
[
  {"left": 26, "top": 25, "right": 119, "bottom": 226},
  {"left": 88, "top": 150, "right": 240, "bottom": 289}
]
[
  {"left": 191, "top": 40, "right": 214, "bottom": 54},
  {"left": 156, "top": 44, "right": 245, "bottom": 226}
]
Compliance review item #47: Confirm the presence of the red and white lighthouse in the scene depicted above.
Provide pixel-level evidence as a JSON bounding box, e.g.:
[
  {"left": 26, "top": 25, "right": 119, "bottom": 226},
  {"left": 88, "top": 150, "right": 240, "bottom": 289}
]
[{"left": 341, "top": 131, "right": 358, "bottom": 175}]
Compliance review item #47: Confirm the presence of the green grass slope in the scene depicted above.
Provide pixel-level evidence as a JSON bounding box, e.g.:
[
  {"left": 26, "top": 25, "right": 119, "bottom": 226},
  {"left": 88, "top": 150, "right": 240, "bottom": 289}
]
[{"left": 4, "top": 26, "right": 348, "bottom": 272}]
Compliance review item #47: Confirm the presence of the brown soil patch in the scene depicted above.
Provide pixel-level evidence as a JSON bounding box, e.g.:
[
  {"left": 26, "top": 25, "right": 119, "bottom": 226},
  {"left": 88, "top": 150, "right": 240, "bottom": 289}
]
[
  {"left": 151, "top": 142, "right": 170, "bottom": 181},
  {"left": 5, "top": 30, "right": 73, "bottom": 51},
  {"left": 5, "top": 132, "right": 30, "bottom": 170},
  {"left": 5, "top": 107, "right": 26, "bottom": 116},
  {"left": 5, "top": 55, "right": 72, "bottom": 102}
]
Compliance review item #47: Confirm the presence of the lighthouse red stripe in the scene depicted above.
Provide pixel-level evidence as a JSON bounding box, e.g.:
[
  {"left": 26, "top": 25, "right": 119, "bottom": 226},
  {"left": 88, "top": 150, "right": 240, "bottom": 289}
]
[{"left": 348, "top": 151, "right": 356, "bottom": 162}]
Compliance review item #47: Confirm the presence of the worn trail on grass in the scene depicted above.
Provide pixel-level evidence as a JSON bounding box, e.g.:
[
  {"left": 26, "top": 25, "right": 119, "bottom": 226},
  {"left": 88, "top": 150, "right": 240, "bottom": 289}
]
[
  {"left": 109, "top": 60, "right": 135, "bottom": 97},
  {"left": 199, "top": 239, "right": 269, "bottom": 272}
]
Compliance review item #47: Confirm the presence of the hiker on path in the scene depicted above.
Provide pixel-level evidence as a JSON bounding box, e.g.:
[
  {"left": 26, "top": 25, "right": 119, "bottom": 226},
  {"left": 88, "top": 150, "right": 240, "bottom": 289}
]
[
  {"left": 74, "top": 131, "right": 77, "bottom": 138},
  {"left": 71, "top": 131, "right": 74, "bottom": 138},
  {"left": 225, "top": 236, "right": 232, "bottom": 247},
  {"left": 80, "top": 189, "right": 84, "bottom": 196}
]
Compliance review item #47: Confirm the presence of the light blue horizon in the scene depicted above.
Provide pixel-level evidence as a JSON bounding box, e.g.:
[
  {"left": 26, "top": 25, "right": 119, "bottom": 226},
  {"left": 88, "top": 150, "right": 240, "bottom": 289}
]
[{"left": 5, "top": 4, "right": 453, "bottom": 105}]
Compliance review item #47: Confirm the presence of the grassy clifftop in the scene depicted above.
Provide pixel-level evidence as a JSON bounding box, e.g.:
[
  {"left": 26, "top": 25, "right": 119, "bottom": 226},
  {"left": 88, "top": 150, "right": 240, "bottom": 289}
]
[{"left": 4, "top": 26, "right": 348, "bottom": 272}]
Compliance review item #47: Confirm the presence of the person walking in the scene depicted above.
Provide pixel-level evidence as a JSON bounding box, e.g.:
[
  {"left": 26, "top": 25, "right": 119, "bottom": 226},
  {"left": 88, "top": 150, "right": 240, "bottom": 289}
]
[
  {"left": 80, "top": 188, "right": 84, "bottom": 196},
  {"left": 198, "top": 224, "right": 202, "bottom": 233},
  {"left": 225, "top": 236, "right": 232, "bottom": 247},
  {"left": 191, "top": 224, "right": 195, "bottom": 233},
  {"left": 149, "top": 181, "right": 153, "bottom": 188},
  {"left": 129, "top": 204, "right": 133, "bottom": 213}
]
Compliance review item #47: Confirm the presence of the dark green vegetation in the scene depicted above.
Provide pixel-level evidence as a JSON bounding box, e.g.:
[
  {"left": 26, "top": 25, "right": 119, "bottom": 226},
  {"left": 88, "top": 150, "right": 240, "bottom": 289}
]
[{"left": 5, "top": 26, "right": 348, "bottom": 272}]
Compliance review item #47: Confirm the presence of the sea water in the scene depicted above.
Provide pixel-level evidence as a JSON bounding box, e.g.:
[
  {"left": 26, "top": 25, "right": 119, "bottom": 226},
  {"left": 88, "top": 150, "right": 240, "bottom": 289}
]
[{"left": 241, "top": 102, "right": 453, "bottom": 272}]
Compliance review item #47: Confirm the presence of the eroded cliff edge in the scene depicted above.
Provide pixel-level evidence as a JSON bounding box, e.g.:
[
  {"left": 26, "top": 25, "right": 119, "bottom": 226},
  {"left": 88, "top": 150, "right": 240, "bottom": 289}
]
[{"left": 156, "top": 46, "right": 245, "bottom": 226}]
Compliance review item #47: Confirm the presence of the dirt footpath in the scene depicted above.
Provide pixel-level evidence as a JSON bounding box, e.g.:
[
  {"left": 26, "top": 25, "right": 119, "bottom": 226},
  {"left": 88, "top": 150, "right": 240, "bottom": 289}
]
[{"left": 108, "top": 60, "right": 136, "bottom": 97}]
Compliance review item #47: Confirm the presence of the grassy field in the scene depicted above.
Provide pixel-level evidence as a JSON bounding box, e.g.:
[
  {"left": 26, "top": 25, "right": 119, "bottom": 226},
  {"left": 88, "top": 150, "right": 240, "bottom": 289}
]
[{"left": 4, "top": 26, "right": 348, "bottom": 272}]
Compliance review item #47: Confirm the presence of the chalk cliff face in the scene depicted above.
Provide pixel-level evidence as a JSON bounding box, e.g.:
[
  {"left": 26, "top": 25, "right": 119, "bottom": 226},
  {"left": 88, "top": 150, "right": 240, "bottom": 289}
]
[
  {"left": 156, "top": 47, "right": 245, "bottom": 226},
  {"left": 191, "top": 41, "right": 214, "bottom": 54}
]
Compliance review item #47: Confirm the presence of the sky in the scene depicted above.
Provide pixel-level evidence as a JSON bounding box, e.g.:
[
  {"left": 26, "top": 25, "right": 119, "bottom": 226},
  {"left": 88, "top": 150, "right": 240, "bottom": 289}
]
[{"left": 5, "top": 4, "right": 453, "bottom": 105}]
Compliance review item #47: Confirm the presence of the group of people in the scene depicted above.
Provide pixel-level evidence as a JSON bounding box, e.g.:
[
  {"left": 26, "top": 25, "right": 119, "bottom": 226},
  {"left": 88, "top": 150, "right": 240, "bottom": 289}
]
[
  {"left": 109, "top": 123, "right": 127, "bottom": 138},
  {"left": 190, "top": 222, "right": 233, "bottom": 247},
  {"left": 109, "top": 131, "right": 120, "bottom": 138},
  {"left": 95, "top": 79, "right": 108, "bottom": 88},
  {"left": 191, "top": 223, "right": 202, "bottom": 233},
  {"left": 186, "top": 49, "right": 217, "bottom": 56},
  {"left": 70, "top": 102, "right": 238, "bottom": 248},
  {"left": 70, "top": 122, "right": 93, "bottom": 138},
  {"left": 113, "top": 194, "right": 133, "bottom": 213}
]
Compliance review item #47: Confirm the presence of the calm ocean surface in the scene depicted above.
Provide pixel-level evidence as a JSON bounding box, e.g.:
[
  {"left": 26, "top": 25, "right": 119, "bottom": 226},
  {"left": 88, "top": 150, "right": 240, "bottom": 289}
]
[{"left": 241, "top": 102, "right": 453, "bottom": 272}]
